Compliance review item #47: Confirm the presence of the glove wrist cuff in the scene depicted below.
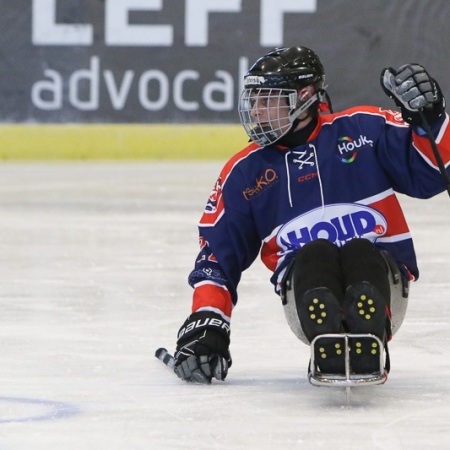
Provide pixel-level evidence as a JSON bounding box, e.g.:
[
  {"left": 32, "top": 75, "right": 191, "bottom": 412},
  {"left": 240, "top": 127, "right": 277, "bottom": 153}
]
[{"left": 177, "top": 311, "right": 230, "bottom": 344}]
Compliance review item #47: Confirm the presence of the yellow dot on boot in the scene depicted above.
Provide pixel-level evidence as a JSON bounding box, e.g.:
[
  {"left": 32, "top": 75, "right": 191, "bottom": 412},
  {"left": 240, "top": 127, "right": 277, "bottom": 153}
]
[
  {"left": 319, "top": 347, "right": 325, "bottom": 353},
  {"left": 357, "top": 302, "right": 363, "bottom": 308},
  {"left": 313, "top": 298, "right": 319, "bottom": 304},
  {"left": 365, "top": 314, "right": 372, "bottom": 320},
  {"left": 310, "top": 314, "right": 316, "bottom": 319},
  {"left": 321, "top": 312, "right": 327, "bottom": 317},
  {"left": 359, "top": 310, "right": 365, "bottom": 315},
  {"left": 317, "top": 319, "right": 323, "bottom": 324},
  {"left": 370, "top": 307, "right": 376, "bottom": 313},
  {"left": 309, "top": 306, "right": 314, "bottom": 311},
  {"left": 321, "top": 353, "right": 327, "bottom": 359},
  {"left": 361, "top": 295, "right": 367, "bottom": 300},
  {"left": 368, "top": 299, "right": 374, "bottom": 305},
  {"left": 371, "top": 349, "right": 377, "bottom": 355}
]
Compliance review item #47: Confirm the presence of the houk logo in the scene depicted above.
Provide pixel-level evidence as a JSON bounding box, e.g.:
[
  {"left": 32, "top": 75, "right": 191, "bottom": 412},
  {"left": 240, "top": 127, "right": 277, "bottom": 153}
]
[
  {"left": 277, "top": 203, "right": 387, "bottom": 252},
  {"left": 337, "top": 135, "right": 373, "bottom": 163}
]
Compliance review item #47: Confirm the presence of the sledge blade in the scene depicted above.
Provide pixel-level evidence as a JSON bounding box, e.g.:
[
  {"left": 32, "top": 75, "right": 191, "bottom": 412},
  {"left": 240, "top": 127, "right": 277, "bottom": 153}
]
[{"left": 308, "top": 333, "right": 388, "bottom": 387}]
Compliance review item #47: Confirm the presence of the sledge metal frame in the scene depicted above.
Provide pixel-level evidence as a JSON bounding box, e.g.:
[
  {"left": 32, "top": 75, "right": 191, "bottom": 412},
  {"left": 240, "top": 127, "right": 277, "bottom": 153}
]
[{"left": 308, "top": 333, "right": 388, "bottom": 387}]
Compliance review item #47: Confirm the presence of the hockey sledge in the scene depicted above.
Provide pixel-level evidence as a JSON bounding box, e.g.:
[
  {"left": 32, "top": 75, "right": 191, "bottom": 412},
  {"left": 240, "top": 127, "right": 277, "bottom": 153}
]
[{"left": 308, "top": 333, "right": 388, "bottom": 387}]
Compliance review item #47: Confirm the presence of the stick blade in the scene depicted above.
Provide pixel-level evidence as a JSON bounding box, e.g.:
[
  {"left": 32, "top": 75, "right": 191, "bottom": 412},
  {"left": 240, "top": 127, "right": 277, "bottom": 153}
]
[{"left": 155, "top": 347, "right": 176, "bottom": 370}]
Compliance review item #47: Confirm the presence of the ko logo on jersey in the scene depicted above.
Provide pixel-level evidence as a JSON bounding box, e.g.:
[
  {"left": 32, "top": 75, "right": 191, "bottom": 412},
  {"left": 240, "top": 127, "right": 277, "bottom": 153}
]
[{"left": 277, "top": 203, "right": 387, "bottom": 250}]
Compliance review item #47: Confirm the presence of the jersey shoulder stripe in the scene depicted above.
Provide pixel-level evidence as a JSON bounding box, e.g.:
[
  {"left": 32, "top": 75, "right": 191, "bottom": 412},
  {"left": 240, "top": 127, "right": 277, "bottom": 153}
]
[
  {"left": 220, "top": 141, "right": 261, "bottom": 186},
  {"left": 199, "top": 142, "right": 261, "bottom": 227},
  {"left": 314, "top": 106, "right": 409, "bottom": 130}
]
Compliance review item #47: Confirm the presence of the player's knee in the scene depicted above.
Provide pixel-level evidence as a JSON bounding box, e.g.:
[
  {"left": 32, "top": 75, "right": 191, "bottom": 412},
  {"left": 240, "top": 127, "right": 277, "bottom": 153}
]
[
  {"left": 292, "top": 239, "right": 343, "bottom": 302},
  {"left": 295, "top": 238, "right": 339, "bottom": 267},
  {"left": 341, "top": 238, "right": 387, "bottom": 275},
  {"left": 341, "top": 238, "right": 390, "bottom": 303}
]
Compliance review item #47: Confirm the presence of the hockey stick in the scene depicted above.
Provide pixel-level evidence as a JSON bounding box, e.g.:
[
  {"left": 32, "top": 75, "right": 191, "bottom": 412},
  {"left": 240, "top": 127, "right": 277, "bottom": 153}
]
[
  {"left": 155, "top": 347, "right": 176, "bottom": 370},
  {"left": 155, "top": 347, "right": 227, "bottom": 383},
  {"left": 419, "top": 110, "right": 450, "bottom": 197}
]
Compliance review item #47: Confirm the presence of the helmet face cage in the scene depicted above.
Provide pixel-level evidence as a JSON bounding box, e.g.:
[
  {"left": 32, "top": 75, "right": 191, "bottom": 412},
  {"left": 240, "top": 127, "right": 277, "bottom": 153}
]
[
  {"left": 238, "top": 88, "right": 297, "bottom": 147},
  {"left": 238, "top": 87, "right": 318, "bottom": 147}
]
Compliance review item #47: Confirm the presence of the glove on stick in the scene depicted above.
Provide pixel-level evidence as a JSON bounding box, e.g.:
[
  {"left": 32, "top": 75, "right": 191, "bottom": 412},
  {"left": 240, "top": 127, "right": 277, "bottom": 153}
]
[
  {"left": 174, "top": 311, "right": 231, "bottom": 384},
  {"left": 381, "top": 64, "right": 445, "bottom": 126}
]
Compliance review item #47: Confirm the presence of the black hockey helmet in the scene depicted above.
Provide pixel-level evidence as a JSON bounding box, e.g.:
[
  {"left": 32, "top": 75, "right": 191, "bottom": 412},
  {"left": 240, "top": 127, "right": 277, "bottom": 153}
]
[{"left": 243, "top": 46, "right": 325, "bottom": 92}]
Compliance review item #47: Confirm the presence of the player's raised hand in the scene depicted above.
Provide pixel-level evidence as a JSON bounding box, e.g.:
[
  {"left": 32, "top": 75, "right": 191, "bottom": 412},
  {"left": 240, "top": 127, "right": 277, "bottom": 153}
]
[{"left": 381, "top": 64, "right": 445, "bottom": 126}]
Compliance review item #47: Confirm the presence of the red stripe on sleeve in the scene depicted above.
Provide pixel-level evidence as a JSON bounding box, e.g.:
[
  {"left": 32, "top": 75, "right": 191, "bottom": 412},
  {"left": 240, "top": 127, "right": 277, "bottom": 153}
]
[
  {"left": 260, "top": 236, "right": 280, "bottom": 272},
  {"left": 413, "top": 120, "right": 450, "bottom": 167},
  {"left": 192, "top": 283, "right": 233, "bottom": 317},
  {"left": 369, "top": 194, "right": 410, "bottom": 236}
]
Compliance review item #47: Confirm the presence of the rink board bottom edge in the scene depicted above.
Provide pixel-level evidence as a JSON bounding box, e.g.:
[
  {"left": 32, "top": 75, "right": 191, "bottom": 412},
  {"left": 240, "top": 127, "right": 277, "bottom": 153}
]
[{"left": 0, "top": 124, "right": 245, "bottom": 160}]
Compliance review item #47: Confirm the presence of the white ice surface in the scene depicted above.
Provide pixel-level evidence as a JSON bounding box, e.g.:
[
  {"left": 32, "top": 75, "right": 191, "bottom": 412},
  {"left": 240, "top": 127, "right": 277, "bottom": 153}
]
[{"left": 0, "top": 162, "right": 449, "bottom": 450}]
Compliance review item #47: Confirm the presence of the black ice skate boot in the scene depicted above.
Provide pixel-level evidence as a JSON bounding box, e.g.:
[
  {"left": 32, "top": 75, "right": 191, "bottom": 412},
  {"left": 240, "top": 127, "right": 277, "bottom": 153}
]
[
  {"left": 340, "top": 239, "right": 391, "bottom": 374},
  {"left": 344, "top": 281, "right": 388, "bottom": 374},
  {"left": 292, "top": 240, "right": 346, "bottom": 374},
  {"left": 299, "top": 287, "right": 345, "bottom": 374}
]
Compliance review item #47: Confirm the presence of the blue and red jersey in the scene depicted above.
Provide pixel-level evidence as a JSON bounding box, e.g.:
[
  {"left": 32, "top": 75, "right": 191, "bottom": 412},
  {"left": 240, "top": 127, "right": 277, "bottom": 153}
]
[{"left": 187, "top": 106, "right": 450, "bottom": 320}]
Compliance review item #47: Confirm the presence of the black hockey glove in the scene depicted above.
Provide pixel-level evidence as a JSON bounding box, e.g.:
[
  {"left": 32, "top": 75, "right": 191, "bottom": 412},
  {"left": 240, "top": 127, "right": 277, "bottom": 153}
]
[
  {"left": 174, "top": 311, "right": 232, "bottom": 384},
  {"left": 381, "top": 64, "right": 445, "bottom": 126}
]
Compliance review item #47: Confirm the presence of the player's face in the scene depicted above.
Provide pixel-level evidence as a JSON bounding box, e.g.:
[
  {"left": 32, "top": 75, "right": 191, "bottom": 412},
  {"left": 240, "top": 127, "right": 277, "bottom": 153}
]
[{"left": 249, "top": 89, "right": 291, "bottom": 132}]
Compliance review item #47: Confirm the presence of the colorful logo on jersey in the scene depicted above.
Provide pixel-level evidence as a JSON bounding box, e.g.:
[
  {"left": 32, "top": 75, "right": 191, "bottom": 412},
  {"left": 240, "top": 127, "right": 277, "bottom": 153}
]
[
  {"left": 337, "top": 135, "right": 373, "bottom": 163},
  {"left": 200, "top": 177, "right": 225, "bottom": 226},
  {"left": 243, "top": 168, "right": 278, "bottom": 200},
  {"left": 204, "top": 177, "right": 223, "bottom": 214},
  {"left": 277, "top": 203, "right": 387, "bottom": 252},
  {"left": 383, "top": 108, "right": 405, "bottom": 124}
]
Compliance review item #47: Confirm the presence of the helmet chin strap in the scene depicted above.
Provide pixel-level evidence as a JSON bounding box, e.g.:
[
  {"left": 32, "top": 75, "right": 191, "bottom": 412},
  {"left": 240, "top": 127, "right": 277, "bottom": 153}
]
[
  {"left": 288, "top": 88, "right": 331, "bottom": 131},
  {"left": 279, "top": 89, "right": 324, "bottom": 143},
  {"left": 287, "top": 93, "right": 320, "bottom": 134},
  {"left": 289, "top": 92, "right": 320, "bottom": 123}
]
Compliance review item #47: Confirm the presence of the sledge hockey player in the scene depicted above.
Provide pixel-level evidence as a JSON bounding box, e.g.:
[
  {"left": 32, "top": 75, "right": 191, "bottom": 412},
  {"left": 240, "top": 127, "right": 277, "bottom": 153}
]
[{"left": 172, "top": 46, "right": 450, "bottom": 383}]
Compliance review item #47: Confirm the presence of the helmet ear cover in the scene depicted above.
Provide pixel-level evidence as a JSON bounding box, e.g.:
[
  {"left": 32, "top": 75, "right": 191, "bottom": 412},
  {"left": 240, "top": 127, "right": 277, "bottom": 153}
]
[
  {"left": 298, "top": 85, "right": 315, "bottom": 103},
  {"left": 280, "top": 86, "right": 315, "bottom": 112}
]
